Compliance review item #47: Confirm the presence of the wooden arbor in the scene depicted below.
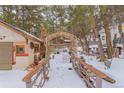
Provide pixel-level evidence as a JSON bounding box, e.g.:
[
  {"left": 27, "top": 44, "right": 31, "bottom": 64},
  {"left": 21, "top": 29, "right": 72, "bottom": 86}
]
[{"left": 45, "top": 31, "right": 78, "bottom": 55}]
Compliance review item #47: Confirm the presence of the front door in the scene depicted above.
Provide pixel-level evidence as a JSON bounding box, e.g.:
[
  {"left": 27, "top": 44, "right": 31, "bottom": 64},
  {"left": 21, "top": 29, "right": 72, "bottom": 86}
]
[{"left": 0, "top": 42, "right": 13, "bottom": 70}]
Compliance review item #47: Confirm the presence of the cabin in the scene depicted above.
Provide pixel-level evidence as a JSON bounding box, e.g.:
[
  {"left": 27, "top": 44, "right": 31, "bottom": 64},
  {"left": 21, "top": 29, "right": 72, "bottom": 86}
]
[{"left": 0, "top": 20, "right": 45, "bottom": 70}]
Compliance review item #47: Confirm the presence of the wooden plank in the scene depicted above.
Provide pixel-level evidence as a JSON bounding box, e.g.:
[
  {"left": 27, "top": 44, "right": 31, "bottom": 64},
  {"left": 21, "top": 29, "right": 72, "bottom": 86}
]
[
  {"left": 75, "top": 67, "right": 95, "bottom": 88},
  {"left": 96, "top": 76, "right": 102, "bottom": 88}
]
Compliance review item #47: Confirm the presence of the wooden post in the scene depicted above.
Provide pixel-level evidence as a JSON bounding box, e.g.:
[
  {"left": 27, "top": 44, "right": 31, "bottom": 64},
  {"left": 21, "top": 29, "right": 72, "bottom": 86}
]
[
  {"left": 96, "top": 76, "right": 102, "bottom": 88},
  {"left": 26, "top": 80, "right": 32, "bottom": 88}
]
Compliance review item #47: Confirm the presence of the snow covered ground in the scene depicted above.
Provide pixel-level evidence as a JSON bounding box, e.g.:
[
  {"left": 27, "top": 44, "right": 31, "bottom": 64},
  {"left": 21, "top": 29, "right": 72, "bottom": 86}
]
[
  {"left": 0, "top": 70, "right": 26, "bottom": 88},
  {"left": 43, "top": 52, "right": 86, "bottom": 88},
  {"left": 0, "top": 47, "right": 124, "bottom": 88}
]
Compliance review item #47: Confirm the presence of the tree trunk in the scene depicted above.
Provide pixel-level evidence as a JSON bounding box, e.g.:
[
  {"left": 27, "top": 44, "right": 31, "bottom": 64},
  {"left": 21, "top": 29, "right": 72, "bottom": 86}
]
[
  {"left": 103, "top": 14, "right": 113, "bottom": 59},
  {"left": 73, "top": 26, "right": 89, "bottom": 55},
  {"left": 79, "top": 28, "right": 90, "bottom": 55},
  {"left": 93, "top": 16, "right": 105, "bottom": 60},
  {"left": 79, "top": 38, "right": 89, "bottom": 55},
  {"left": 83, "top": 35, "right": 89, "bottom": 55}
]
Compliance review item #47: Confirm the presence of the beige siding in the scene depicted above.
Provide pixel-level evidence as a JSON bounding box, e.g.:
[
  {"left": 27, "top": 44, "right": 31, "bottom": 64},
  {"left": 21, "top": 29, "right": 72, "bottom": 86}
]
[
  {"left": 16, "top": 56, "right": 29, "bottom": 70},
  {"left": 0, "top": 24, "right": 25, "bottom": 42},
  {"left": 0, "top": 42, "right": 13, "bottom": 70}
]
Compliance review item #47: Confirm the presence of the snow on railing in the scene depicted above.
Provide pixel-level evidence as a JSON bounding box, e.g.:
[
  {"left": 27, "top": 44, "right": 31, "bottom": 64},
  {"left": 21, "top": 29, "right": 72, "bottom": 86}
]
[
  {"left": 71, "top": 56, "right": 116, "bottom": 88},
  {"left": 22, "top": 58, "right": 49, "bottom": 88}
]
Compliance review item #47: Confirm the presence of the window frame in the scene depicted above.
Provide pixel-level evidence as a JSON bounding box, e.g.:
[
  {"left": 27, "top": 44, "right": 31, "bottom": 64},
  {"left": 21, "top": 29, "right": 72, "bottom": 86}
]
[{"left": 16, "top": 45, "right": 28, "bottom": 56}]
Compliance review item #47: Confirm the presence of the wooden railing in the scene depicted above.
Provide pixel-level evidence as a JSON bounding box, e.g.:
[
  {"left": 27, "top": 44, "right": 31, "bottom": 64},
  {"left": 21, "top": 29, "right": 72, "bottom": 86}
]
[
  {"left": 22, "top": 58, "right": 49, "bottom": 88},
  {"left": 72, "top": 56, "right": 116, "bottom": 88}
]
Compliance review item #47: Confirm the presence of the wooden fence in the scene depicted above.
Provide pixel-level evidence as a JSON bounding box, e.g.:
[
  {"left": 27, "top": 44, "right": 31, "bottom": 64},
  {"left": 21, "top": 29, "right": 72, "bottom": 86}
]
[
  {"left": 71, "top": 56, "right": 116, "bottom": 88},
  {"left": 22, "top": 59, "right": 49, "bottom": 88}
]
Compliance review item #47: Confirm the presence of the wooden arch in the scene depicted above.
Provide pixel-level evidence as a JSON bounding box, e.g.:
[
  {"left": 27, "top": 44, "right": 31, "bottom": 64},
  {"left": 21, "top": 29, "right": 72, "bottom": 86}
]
[
  {"left": 45, "top": 31, "right": 78, "bottom": 56},
  {"left": 46, "top": 31, "right": 77, "bottom": 42}
]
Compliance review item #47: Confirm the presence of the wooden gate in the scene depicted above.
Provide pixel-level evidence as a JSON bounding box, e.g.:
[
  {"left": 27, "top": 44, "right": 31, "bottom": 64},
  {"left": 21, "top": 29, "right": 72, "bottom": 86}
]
[{"left": 0, "top": 42, "right": 13, "bottom": 70}]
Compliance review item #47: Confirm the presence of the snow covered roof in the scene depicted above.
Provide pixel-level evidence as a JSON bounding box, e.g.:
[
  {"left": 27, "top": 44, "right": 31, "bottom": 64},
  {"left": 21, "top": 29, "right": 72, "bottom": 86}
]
[
  {"left": 116, "top": 44, "right": 123, "bottom": 48},
  {"left": 64, "top": 39, "right": 71, "bottom": 42},
  {"left": 89, "top": 45, "right": 107, "bottom": 49},
  {"left": 89, "top": 45, "right": 98, "bottom": 48},
  {"left": 77, "top": 47, "right": 82, "bottom": 51},
  {"left": 0, "top": 19, "right": 42, "bottom": 42}
]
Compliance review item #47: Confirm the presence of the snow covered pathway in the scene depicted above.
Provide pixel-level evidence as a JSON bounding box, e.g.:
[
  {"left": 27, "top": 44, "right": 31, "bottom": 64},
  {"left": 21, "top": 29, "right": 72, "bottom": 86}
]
[{"left": 43, "top": 52, "right": 86, "bottom": 88}]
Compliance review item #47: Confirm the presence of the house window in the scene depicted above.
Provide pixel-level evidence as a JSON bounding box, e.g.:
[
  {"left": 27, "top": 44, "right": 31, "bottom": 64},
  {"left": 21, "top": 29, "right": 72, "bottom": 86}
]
[{"left": 16, "top": 45, "right": 25, "bottom": 54}]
